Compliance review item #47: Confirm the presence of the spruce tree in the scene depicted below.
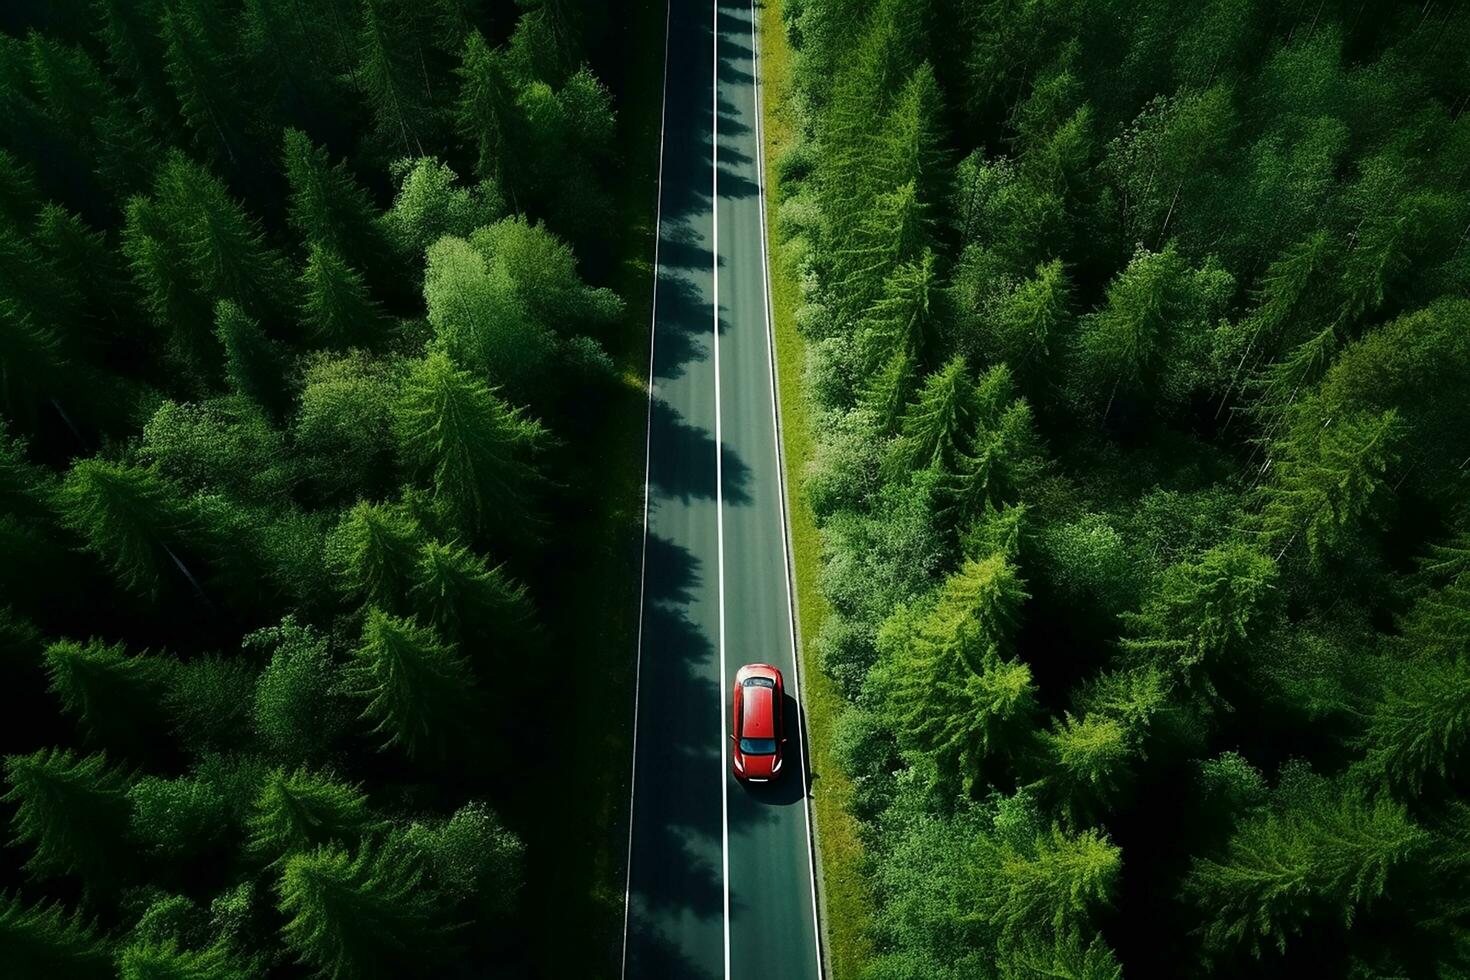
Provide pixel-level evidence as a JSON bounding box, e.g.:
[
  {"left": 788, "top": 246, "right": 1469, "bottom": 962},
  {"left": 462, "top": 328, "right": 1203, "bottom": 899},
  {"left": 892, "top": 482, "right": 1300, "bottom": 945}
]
[
  {"left": 0, "top": 892, "right": 112, "bottom": 980},
  {"left": 411, "top": 538, "right": 533, "bottom": 645},
  {"left": 2, "top": 748, "right": 133, "bottom": 883},
  {"left": 393, "top": 352, "right": 546, "bottom": 536},
  {"left": 981, "top": 259, "right": 1071, "bottom": 383},
  {"left": 282, "top": 128, "right": 394, "bottom": 284},
  {"left": 299, "top": 245, "right": 392, "bottom": 349},
  {"left": 117, "top": 940, "right": 257, "bottom": 980},
  {"left": 56, "top": 459, "right": 200, "bottom": 599},
  {"left": 44, "top": 637, "right": 172, "bottom": 752},
  {"left": 214, "top": 300, "right": 287, "bottom": 419},
  {"left": 0, "top": 301, "right": 68, "bottom": 426},
  {"left": 872, "top": 553, "right": 1034, "bottom": 786},
  {"left": 891, "top": 355, "right": 977, "bottom": 478},
  {"left": 157, "top": 0, "right": 250, "bottom": 166},
  {"left": 982, "top": 826, "right": 1121, "bottom": 947},
  {"left": 1183, "top": 774, "right": 1426, "bottom": 957},
  {"left": 277, "top": 842, "right": 444, "bottom": 980},
  {"left": 1357, "top": 653, "right": 1470, "bottom": 796},
  {"left": 248, "top": 767, "right": 384, "bottom": 866},
  {"left": 1123, "top": 542, "right": 1279, "bottom": 677},
  {"left": 349, "top": 608, "right": 475, "bottom": 761},
  {"left": 1260, "top": 408, "right": 1400, "bottom": 566},
  {"left": 326, "top": 501, "right": 422, "bottom": 611},
  {"left": 858, "top": 250, "right": 944, "bottom": 381},
  {"left": 356, "top": 0, "right": 434, "bottom": 156},
  {"left": 152, "top": 151, "right": 294, "bottom": 323},
  {"left": 454, "top": 31, "right": 523, "bottom": 190},
  {"left": 94, "top": 0, "right": 183, "bottom": 138}
]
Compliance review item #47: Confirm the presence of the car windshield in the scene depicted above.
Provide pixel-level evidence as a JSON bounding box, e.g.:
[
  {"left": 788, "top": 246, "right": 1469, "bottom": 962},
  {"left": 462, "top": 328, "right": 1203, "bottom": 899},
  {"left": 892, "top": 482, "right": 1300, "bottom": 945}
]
[
  {"left": 743, "top": 677, "right": 775, "bottom": 688},
  {"left": 739, "top": 738, "right": 777, "bottom": 755}
]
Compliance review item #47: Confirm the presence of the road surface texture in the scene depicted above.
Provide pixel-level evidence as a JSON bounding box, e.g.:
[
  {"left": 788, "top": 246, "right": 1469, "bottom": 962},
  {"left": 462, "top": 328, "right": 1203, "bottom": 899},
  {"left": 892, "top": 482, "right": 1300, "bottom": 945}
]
[{"left": 621, "top": 1, "right": 824, "bottom": 978}]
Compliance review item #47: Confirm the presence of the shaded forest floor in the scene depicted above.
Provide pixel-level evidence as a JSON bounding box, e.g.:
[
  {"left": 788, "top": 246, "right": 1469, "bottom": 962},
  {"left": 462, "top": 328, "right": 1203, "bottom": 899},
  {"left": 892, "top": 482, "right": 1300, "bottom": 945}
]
[{"left": 494, "top": 0, "right": 664, "bottom": 974}]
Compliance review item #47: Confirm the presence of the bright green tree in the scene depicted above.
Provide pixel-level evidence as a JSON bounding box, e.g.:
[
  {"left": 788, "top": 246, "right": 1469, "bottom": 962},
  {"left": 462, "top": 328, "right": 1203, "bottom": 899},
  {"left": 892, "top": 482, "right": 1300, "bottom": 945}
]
[
  {"left": 349, "top": 608, "right": 475, "bottom": 760},
  {"left": 2, "top": 748, "right": 133, "bottom": 883},
  {"left": 117, "top": 940, "right": 257, "bottom": 980},
  {"left": 128, "top": 774, "right": 228, "bottom": 860},
  {"left": 1357, "top": 652, "right": 1470, "bottom": 796},
  {"left": 214, "top": 300, "right": 287, "bottom": 419},
  {"left": 1183, "top": 772, "right": 1426, "bottom": 957},
  {"left": 248, "top": 767, "right": 384, "bottom": 866},
  {"left": 293, "top": 352, "right": 402, "bottom": 501},
  {"left": 246, "top": 617, "right": 350, "bottom": 765},
  {"left": 326, "top": 501, "right": 422, "bottom": 611},
  {"left": 889, "top": 355, "right": 977, "bottom": 477},
  {"left": 277, "top": 842, "right": 444, "bottom": 980},
  {"left": 872, "top": 553, "right": 1034, "bottom": 787},
  {"left": 393, "top": 352, "right": 546, "bottom": 535}
]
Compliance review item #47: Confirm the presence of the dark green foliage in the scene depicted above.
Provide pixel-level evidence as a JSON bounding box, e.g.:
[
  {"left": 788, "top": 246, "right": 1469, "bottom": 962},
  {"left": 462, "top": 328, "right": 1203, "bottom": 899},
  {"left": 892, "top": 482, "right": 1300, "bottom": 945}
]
[
  {"left": 56, "top": 459, "right": 200, "bottom": 599},
  {"left": 44, "top": 637, "right": 172, "bottom": 750},
  {"left": 299, "top": 245, "right": 392, "bottom": 349},
  {"left": 3, "top": 0, "right": 600, "bottom": 969},
  {"left": 277, "top": 842, "right": 445, "bottom": 980},
  {"left": 0, "top": 892, "right": 112, "bottom": 980},
  {"left": 3, "top": 748, "right": 133, "bottom": 883}
]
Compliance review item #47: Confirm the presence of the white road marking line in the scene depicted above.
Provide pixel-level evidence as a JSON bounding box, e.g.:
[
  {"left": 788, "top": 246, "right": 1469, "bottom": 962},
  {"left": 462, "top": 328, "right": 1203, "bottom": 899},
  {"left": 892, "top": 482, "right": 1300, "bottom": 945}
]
[
  {"left": 620, "top": 1, "right": 673, "bottom": 976},
  {"left": 713, "top": 2, "right": 731, "bottom": 978},
  {"left": 749, "top": 2, "right": 827, "bottom": 976}
]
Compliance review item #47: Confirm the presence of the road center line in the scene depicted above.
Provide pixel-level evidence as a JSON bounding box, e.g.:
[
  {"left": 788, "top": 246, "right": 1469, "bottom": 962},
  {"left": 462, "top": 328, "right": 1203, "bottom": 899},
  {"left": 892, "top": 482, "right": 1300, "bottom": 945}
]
[
  {"left": 619, "top": 1, "right": 673, "bottom": 977},
  {"left": 713, "top": 2, "right": 731, "bottom": 978}
]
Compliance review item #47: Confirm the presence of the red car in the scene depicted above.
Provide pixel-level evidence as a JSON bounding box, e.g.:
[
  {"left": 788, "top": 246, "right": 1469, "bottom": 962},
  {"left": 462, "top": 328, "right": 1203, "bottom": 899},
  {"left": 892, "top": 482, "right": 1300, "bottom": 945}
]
[{"left": 731, "top": 663, "right": 785, "bottom": 782}]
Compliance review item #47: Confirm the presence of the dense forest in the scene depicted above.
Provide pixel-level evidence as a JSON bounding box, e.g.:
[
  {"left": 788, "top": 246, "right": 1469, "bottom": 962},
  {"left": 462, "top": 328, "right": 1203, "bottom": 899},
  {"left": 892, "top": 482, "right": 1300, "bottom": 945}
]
[
  {"left": 776, "top": 0, "right": 1470, "bottom": 976},
  {"left": 0, "top": 0, "right": 639, "bottom": 976}
]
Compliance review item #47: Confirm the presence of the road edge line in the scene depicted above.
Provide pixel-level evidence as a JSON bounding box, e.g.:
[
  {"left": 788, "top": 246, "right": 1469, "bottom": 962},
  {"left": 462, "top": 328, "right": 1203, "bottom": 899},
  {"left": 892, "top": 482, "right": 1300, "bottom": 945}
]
[
  {"left": 619, "top": 1, "right": 674, "bottom": 975},
  {"left": 750, "top": 3, "right": 829, "bottom": 977}
]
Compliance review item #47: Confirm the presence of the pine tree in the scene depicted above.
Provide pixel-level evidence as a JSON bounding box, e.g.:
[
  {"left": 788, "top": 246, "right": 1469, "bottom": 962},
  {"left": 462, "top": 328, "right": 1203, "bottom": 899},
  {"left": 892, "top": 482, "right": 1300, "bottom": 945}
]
[
  {"left": 356, "top": 0, "right": 434, "bottom": 156},
  {"left": 326, "top": 501, "right": 422, "bottom": 611},
  {"left": 94, "top": 0, "right": 183, "bottom": 138},
  {"left": 152, "top": 151, "right": 294, "bottom": 323},
  {"left": 454, "top": 31, "right": 523, "bottom": 190},
  {"left": 240, "top": 0, "right": 346, "bottom": 133},
  {"left": 1183, "top": 774, "right": 1426, "bottom": 957},
  {"left": 157, "top": 0, "right": 250, "bottom": 165},
  {"left": 299, "top": 245, "right": 392, "bottom": 349},
  {"left": 2, "top": 748, "right": 133, "bottom": 883},
  {"left": 393, "top": 352, "right": 546, "bottom": 535},
  {"left": 34, "top": 204, "right": 133, "bottom": 348},
  {"left": 0, "top": 299, "right": 69, "bottom": 422},
  {"left": 214, "top": 300, "right": 287, "bottom": 419},
  {"left": 1123, "top": 542, "right": 1279, "bottom": 677},
  {"left": 1357, "top": 651, "right": 1470, "bottom": 796},
  {"left": 44, "top": 637, "right": 172, "bottom": 752},
  {"left": 981, "top": 826, "right": 1121, "bottom": 947},
  {"left": 982, "top": 259, "right": 1071, "bottom": 382},
  {"left": 350, "top": 608, "right": 475, "bottom": 761},
  {"left": 890, "top": 355, "right": 978, "bottom": 480},
  {"left": 873, "top": 63, "right": 949, "bottom": 210},
  {"left": 872, "top": 553, "right": 1034, "bottom": 786},
  {"left": 117, "top": 940, "right": 257, "bottom": 980},
  {"left": 56, "top": 459, "right": 201, "bottom": 599},
  {"left": 832, "top": 180, "right": 932, "bottom": 322},
  {"left": 408, "top": 800, "right": 523, "bottom": 912},
  {"left": 277, "top": 842, "right": 444, "bottom": 980},
  {"left": 410, "top": 538, "right": 532, "bottom": 645},
  {"left": 1075, "top": 244, "right": 1190, "bottom": 405},
  {"left": 282, "top": 128, "right": 394, "bottom": 284},
  {"left": 0, "top": 149, "right": 43, "bottom": 229},
  {"left": 1259, "top": 408, "right": 1400, "bottom": 566},
  {"left": 121, "top": 194, "right": 217, "bottom": 382},
  {"left": 999, "top": 929, "right": 1121, "bottom": 980},
  {"left": 858, "top": 250, "right": 944, "bottom": 382},
  {"left": 248, "top": 767, "right": 384, "bottom": 866},
  {"left": 0, "top": 892, "right": 112, "bottom": 980}
]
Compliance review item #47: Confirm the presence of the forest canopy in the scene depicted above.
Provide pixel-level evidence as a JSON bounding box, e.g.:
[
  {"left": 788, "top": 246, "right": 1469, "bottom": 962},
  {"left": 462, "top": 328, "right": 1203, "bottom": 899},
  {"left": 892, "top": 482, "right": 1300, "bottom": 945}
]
[
  {"left": 777, "top": 0, "right": 1470, "bottom": 976},
  {"left": 0, "top": 0, "right": 629, "bottom": 975}
]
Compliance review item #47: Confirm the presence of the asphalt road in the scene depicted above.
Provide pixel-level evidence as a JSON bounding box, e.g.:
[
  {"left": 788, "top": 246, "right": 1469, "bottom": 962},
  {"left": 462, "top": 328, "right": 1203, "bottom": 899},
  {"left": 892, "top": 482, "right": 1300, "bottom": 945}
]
[{"left": 621, "top": 2, "right": 823, "bottom": 978}]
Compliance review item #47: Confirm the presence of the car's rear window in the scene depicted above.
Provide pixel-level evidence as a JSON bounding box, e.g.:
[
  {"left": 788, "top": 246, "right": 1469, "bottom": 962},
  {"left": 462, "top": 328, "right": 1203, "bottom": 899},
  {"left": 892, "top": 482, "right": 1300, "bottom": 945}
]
[
  {"left": 743, "top": 677, "right": 775, "bottom": 688},
  {"left": 740, "top": 738, "right": 777, "bottom": 755}
]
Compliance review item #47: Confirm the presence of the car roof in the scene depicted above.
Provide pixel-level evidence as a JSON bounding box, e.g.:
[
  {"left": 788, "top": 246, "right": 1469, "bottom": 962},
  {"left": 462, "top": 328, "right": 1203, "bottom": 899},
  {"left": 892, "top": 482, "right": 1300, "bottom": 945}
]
[{"left": 741, "top": 683, "right": 776, "bottom": 738}]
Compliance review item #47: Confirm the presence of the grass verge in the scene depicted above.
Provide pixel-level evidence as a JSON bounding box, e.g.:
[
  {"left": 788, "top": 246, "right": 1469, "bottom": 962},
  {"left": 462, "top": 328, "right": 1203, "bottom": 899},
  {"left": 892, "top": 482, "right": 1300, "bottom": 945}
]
[{"left": 757, "top": 2, "right": 877, "bottom": 976}]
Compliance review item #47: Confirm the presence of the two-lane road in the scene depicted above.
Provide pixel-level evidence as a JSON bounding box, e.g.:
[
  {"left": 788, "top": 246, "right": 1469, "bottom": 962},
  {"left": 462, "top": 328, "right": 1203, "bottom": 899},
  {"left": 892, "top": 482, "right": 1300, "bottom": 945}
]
[{"left": 621, "top": 1, "right": 824, "bottom": 977}]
